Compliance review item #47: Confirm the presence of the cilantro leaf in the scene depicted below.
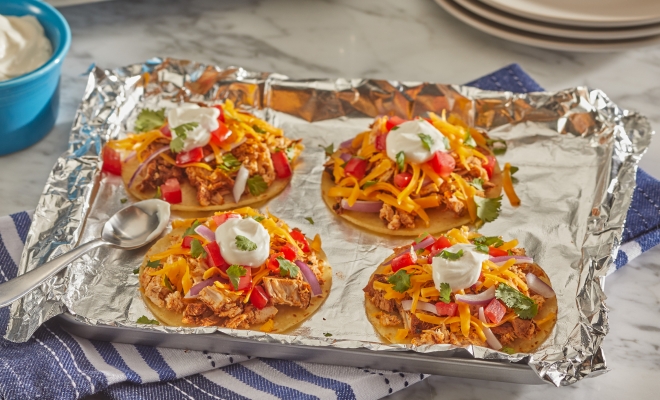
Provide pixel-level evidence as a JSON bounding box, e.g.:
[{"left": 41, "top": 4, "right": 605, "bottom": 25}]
[
  {"left": 170, "top": 136, "right": 185, "bottom": 153},
  {"left": 183, "top": 220, "right": 201, "bottom": 237},
  {"left": 442, "top": 136, "right": 450, "bottom": 149},
  {"left": 236, "top": 235, "right": 257, "bottom": 251},
  {"left": 464, "top": 132, "right": 477, "bottom": 148},
  {"left": 387, "top": 269, "right": 411, "bottom": 293},
  {"left": 416, "top": 248, "right": 425, "bottom": 255},
  {"left": 323, "top": 332, "right": 333, "bottom": 337},
  {"left": 439, "top": 282, "right": 451, "bottom": 304},
  {"left": 495, "top": 284, "right": 538, "bottom": 319},
  {"left": 163, "top": 276, "right": 174, "bottom": 291},
  {"left": 153, "top": 186, "right": 162, "bottom": 199},
  {"left": 319, "top": 143, "right": 334, "bottom": 157},
  {"left": 136, "top": 315, "right": 159, "bottom": 325},
  {"left": 470, "top": 178, "right": 484, "bottom": 191},
  {"left": 391, "top": 126, "right": 400, "bottom": 131},
  {"left": 120, "top": 198, "right": 128, "bottom": 204},
  {"left": 418, "top": 133, "right": 434, "bottom": 151},
  {"left": 252, "top": 215, "right": 265, "bottom": 222},
  {"left": 277, "top": 257, "right": 299, "bottom": 278},
  {"left": 510, "top": 165, "right": 519, "bottom": 184},
  {"left": 247, "top": 175, "right": 268, "bottom": 196},
  {"left": 305, "top": 217, "right": 314, "bottom": 225},
  {"left": 362, "top": 181, "right": 377, "bottom": 190},
  {"left": 396, "top": 151, "right": 405, "bottom": 172},
  {"left": 146, "top": 260, "right": 161, "bottom": 268},
  {"left": 173, "top": 122, "right": 199, "bottom": 137},
  {"left": 473, "top": 235, "right": 504, "bottom": 248},
  {"left": 218, "top": 153, "right": 242, "bottom": 173},
  {"left": 252, "top": 125, "right": 267, "bottom": 134},
  {"left": 190, "top": 239, "right": 207, "bottom": 258},
  {"left": 500, "top": 346, "right": 515, "bottom": 354},
  {"left": 439, "top": 249, "right": 464, "bottom": 260},
  {"left": 226, "top": 265, "right": 247, "bottom": 290},
  {"left": 486, "top": 139, "right": 507, "bottom": 155},
  {"left": 474, "top": 244, "right": 489, "bottom": 254},
  {"left": 134, "top": 108, "right": 165, "bottom": 133},
  {"left": 475, "top": 196, "right": 502, "bottom": 223},
  {"left": 132, "top": 267, "right": 140, "bottom": 274}
]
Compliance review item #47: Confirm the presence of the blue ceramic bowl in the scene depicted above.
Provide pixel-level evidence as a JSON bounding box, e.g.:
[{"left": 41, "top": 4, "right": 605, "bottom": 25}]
[{"left": 0, "top": 0, "right": 71, "bottom": 155}]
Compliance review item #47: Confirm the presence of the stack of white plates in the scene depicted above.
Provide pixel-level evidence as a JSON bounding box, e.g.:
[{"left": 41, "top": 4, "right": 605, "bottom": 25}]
[{"left": 435, "top": 0, "right": 660, "bottom": 52}]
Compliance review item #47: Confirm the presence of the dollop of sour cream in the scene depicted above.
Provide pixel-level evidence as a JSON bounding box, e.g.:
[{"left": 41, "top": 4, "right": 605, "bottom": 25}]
[
  {"left": 0, "top": 15, "right": 52, "bottom": 81},
  {"left": 167, "top": 104, "right": 220, "bottom": 152},
  {"left": 385, "top": 119, "right": 447, "bottom": 164},
  {"left": 431, "top": 243, "right": 489, "bottom": 292},
  {"left": 215, "top": 218, "right": 270, "bottom": 267}
]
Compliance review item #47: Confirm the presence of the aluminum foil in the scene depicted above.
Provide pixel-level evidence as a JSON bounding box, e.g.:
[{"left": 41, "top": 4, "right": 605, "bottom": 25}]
[{"left": 5, "top": 58, "right": 653, "bottom": 387}]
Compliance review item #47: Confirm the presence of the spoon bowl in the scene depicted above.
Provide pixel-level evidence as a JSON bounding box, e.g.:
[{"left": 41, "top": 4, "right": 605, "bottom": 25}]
[{"left": 0, "top": 199, "right": 171, "bottom": 308}]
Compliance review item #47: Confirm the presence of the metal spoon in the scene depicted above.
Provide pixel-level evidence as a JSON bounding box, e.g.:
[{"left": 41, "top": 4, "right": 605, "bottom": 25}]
[{"left": 0, "top": 199, "right": 171, "bottom": 308}]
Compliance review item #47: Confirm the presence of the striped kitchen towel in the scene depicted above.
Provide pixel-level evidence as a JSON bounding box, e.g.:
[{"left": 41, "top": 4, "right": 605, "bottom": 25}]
[{"left": 0, "top": 65, "right": 657, "bottom": 399}]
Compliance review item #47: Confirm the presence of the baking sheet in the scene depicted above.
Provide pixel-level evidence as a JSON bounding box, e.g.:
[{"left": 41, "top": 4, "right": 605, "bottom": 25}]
[{"left": 6, "top": 58, "right": 653, "bottom": 386}]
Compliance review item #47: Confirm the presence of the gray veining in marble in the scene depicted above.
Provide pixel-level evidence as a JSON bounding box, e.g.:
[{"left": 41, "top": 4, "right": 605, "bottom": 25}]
[{"left": 0, "top": 0, "right": 658, "bottom": 397}]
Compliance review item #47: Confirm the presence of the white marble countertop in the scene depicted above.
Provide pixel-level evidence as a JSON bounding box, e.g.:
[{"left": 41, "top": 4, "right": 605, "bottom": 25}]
[{"left": 1, "top": 0, "right": 658, "bottom": 398}]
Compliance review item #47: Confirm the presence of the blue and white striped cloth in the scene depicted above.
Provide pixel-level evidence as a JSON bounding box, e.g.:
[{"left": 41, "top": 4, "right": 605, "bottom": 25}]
[{"left": 0, "top": 65, "right": 658, "bottom": 399}]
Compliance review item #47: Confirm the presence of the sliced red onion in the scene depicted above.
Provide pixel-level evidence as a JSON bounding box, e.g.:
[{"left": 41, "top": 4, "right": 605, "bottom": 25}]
[
  {"left": 478, "top": 307, "right": 503, "bottom": 350},
  {"left": 341, "top": 199, "right": 383, "bottom": 213},
  {"left": 194, "top": 225, "right": 216, "bottom": 242},
  {"left": 339, "top": 152, "right": 351, "bottom": 162},
  {"left": 454, "top": 286, "right": 496, "bottom": 306},
  {"left": 401, "top": 299, "right": 438, "bottom": 315},
  {"left": 489, "top": 255, "right": 534, "bottom": 266},
  {"left": 186, "top": 277, "right": 219, "bottom": 298},
  {"left": 413, "top": 235, "right": 435, "bottom": 251},
  {"left": 204, "top": 153, "right": 216, "bottom": 163},
  {"left": 526, "top": 273, "right": 555, "bottom": 298},
  {"left": 123, "top": 151, "right": 136, "bottom": 163},
  {"left": 339, "top": 138, "right": 354, "bottom": 149},
  {"left": 233, "top": 165, "right": 249, "bottom": 202},
  {"left": 127, "top": 146, "right": 170, "bottom": 188},
  {"left": 295, "top": 260, "right": 322, "bottom": 297}
]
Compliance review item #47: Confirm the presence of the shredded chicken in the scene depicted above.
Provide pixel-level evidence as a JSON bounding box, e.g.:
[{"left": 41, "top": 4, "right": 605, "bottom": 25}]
[
  {"left": 491, "top": 322, "right": 517, "bottom": 345},
  {"left": 412, "top": 325, "right": 450, "bottom": 345},
  {"left": 262, "top": 277, "right": 311, "bottom": 308},
  {"left": 511, "top": 318, "right": 536, "bottom": 340},
  {"left": 379, "top": 313, "right": 402, "bottom": 327},
  {"left": 137, "top": 142, "right": 184, "bottom": 192},
  {"left": 379, "top": 204, "right": 415, "bottom": 230},
  {"left": 363, "top": 274, "right": 397, "bottom": 313},
  {"left": 232, "top": 137, "right": 276, "bottom": 184},
  {"left": 185, "top": 167, "right": 234, "bottom": 207},
  {"left": 198, "top": 286, "right": 243, "bottom": 317},
  {"left": 165, "top": 291, "right": 185, "bottom": 313},
  {"left": 143, "top": 275, "right": 170, "bottom": 308}
]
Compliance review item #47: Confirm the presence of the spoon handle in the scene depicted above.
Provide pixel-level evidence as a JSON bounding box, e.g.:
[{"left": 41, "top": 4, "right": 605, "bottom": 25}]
[{"left": 0, "top": 238, "right": 105, "bottom": 308}]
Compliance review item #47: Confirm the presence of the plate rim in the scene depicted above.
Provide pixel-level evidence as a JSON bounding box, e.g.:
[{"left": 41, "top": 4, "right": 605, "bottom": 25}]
[
  {"left": 479, "top": 0, "right": 660, "bottom": 28},
  {"left": 455, "top": 0, "right": 660, "bottom": 40},
  {"left": 435, "top": 0, "right": 660, "bottom": 52}
]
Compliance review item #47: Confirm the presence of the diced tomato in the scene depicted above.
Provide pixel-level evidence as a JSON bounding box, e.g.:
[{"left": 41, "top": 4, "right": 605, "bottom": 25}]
[
  {"left": 435, "top": 302, "right": 458, "bottom": 317},
  {"left": 213, "top": 105, "right": 226, "bottom": 123},
  {"left": 289, "top": 229, "right": 311, "bottom": 253},
  {"left": 344, "top": 157, "right": 368, "bottom": 180},
  {"left": 160, "top": 178, "right": 182, "bottom": 204},
  {"left": 210, "top": 121, "right": 230, "bottom": 145},
  {"left": 101, "top": 146, "right": 122, "bottom": 176},
  {"left": 281, "top": 243, "right": 297, "bottom": 261},
  {"left": 271, "top": 151, "right": 292, "bottom": 179},
  {"left": 391, "top": 250, "right": 418, "bottom": 273},
  {"left": 176, "top": 147, "right": 204, "bottom": 165},
  {"left": 484, "top": 298, "right": 506, "bottom": 324},
  {"left": 267, "top": 252, "right": 285, "bottom": 273},
  {"left": 483, "top": 155, "right": 496, "bottom": 179},
  {"left": 250, "top": 285, "right": 269, "bottom": 310},
  {"left": 429, "top": 151, "right": 456, "bottom": 177},
  {"left": 160, "top": 125, "right": 171, "bottom": 137},
  {"left": 393, "top": 172, "right": 412, "bottom": 189},
  {"left": 489, "top": 247, "right": 508, "bottom": 257},
  {"left": 212, "top": 213, "right": 239, "bottom": 226},
  {"left": 424, "top": 117, "right": 433, "bottom": 124},
  {"left": 375, "top": 134, "right": 387, "bottom": 151},
  {"left": 385, "top": 116, "right": 406, "bottom": 131},
  {"left": 182, "top": 236, "right": 195, "bottom": 249},
  {"left": 235, "top": 267, "right": 252, "bottom": 291},
  {"left": 427, "top": 236, "right": 452, "bottom": 256},
  {"left": 204, "top": 241, "right": 228, "bottom": 270}
]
